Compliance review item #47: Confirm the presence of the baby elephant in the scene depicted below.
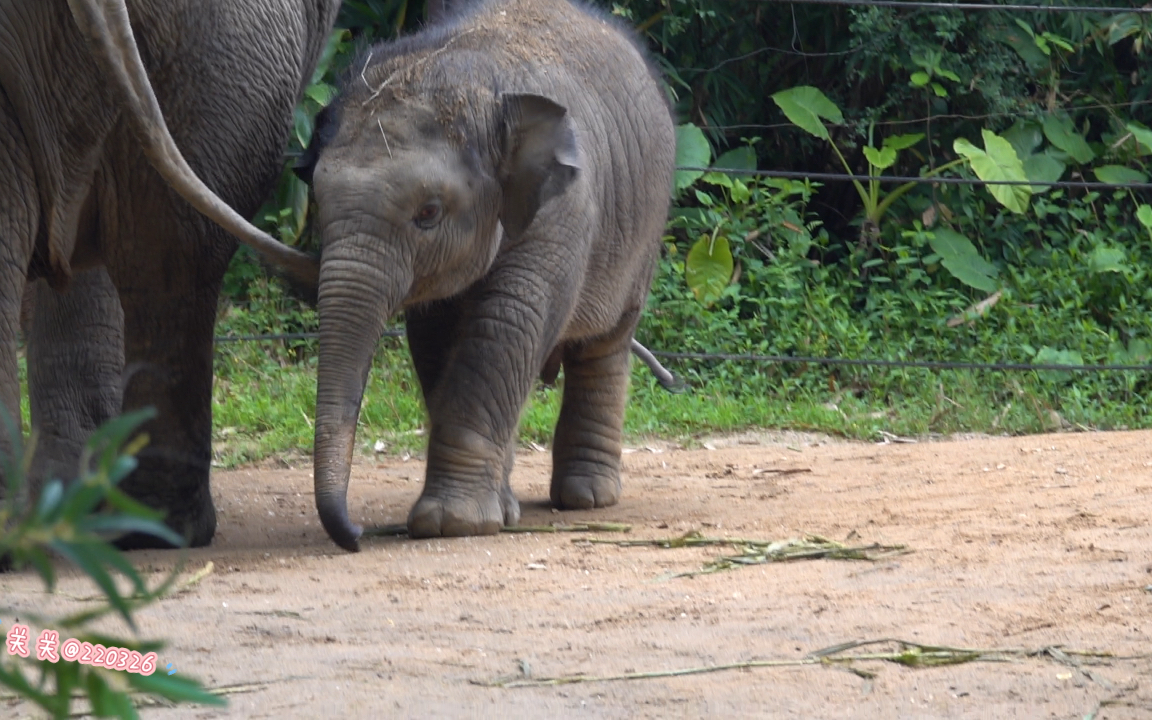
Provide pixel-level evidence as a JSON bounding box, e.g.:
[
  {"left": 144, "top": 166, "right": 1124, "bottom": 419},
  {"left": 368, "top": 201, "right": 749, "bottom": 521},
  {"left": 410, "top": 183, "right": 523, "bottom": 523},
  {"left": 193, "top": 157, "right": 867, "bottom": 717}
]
[{"left": 299, "top": 0, "right": 676, "bottom": 550}]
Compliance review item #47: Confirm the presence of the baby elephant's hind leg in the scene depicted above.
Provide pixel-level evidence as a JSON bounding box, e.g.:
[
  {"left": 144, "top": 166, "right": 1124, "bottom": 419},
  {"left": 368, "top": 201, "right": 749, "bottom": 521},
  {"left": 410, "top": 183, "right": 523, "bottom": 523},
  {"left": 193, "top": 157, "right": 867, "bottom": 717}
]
[{"left": 550, "top": 333, "right": 632, "bottom": 510}]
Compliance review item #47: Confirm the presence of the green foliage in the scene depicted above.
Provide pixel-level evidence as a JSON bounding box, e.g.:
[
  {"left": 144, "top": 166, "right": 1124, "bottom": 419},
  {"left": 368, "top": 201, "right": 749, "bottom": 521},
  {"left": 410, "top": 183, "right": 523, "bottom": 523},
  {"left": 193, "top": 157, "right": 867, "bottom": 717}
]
[
  {"left": 213, "top": 0, "right": 1152, "bottom": 456},
  {"left": 953, "top": 130, "right": 1031, "bottom": 214},
  {"left": 928, "top": 228, "right": 1000, "bottom": 293},
  {"left": 0, "top": 410, "right": 223, "bottom": 718}
]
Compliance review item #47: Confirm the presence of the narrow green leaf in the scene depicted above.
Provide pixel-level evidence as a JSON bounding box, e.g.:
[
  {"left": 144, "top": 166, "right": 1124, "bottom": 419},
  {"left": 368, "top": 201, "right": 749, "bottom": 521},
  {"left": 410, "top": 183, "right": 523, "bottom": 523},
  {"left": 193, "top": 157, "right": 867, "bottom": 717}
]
[
  {"left": 83, "top": 540, "right": 151, "bottom": 595},
  {"left": 883, "top": 133, "right": 924, "bottom": 152},
  {"left": 928, "top": 229, "right": 1000, "bottom": 292},
  {"left": 771, "top": 86, "right": 842, "bottom": 141},
  {"left": 1042, "top": 114, "right": 1095, "bottom": 164},
  {"left": 686, "top": 235, "right": 734, "bottom": 307},
  {"left": 674, "top": 124, "right": 711, "bottom": 192},
  {"left": 51, "top": 541, "right": 134, "bottom": 626},
  {"left": 293, "top": 106, "right": 313, "bottom": 151},
  {"left": 35, "top": 479, "right": 64, "bottom": 521},
  {"left": 730, "top": 179, "right": 751, "bottom": 204},
  {"left": 128, "top": 670, "right": 229, "bottom": 707},
  {"left": 82, "top": 515, "right": 184, "bottom": 548},
  {"left": 1094, "top": 165, "right": 1148, "bottom": 185},
  {"left": 86, "top": 671, "right": 113, "bottom": 716},
  {"left": 304, "top": 82, "right": 339, "bottom": 107}
]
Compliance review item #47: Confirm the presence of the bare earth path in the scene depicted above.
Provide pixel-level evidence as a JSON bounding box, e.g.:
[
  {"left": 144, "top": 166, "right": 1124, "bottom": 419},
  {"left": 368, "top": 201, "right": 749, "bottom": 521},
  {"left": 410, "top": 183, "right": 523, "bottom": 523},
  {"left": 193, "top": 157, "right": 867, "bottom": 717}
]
[{"left": 4, "top": 430, "right": 1152, "bottom": 718}]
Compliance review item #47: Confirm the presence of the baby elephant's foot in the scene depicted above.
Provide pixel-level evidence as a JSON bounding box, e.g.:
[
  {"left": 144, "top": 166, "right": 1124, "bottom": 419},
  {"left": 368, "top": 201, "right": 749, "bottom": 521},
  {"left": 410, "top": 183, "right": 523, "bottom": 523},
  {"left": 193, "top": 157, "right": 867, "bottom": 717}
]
[
  {"left": 551, "top": 464, "right": 621, "bottom": 510},
  {"left": 408, "top": 482, "right": 520, "bottom": 538}
]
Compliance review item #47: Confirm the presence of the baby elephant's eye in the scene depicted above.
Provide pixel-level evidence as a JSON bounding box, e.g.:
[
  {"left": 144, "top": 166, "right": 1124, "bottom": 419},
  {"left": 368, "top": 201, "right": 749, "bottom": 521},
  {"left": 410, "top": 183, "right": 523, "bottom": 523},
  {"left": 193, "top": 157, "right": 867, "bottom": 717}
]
[{"left": 413, "top": 201, "right": 443, "bottom": 230}]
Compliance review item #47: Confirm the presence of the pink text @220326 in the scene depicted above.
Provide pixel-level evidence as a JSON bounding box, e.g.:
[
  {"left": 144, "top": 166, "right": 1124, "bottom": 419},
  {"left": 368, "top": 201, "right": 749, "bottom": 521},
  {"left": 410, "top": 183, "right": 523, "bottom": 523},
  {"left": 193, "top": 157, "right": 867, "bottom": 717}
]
[{"left": 6, "top": 623, "right": 158, "bottom": 675}]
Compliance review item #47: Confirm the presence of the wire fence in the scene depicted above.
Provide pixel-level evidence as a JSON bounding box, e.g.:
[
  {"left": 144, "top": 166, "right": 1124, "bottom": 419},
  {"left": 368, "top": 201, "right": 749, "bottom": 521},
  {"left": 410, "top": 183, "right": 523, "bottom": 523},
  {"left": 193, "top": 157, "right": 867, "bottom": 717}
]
[
  {"left": 213, "top": 333, "right": 1152, "bottom": 374},
  {"left": 675, "top": 167, "right": 1152, "bottom": 191},
  {"left": 766, "top": 0, "right": 1152, "bottom": 13}
]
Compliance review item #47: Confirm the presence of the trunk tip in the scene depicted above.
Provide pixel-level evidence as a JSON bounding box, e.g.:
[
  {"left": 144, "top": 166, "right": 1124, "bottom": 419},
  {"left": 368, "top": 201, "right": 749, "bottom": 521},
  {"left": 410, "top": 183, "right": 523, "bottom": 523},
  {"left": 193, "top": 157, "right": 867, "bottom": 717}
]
[{"left": 317, "top": 497, "right": 363, "bottom": 552}]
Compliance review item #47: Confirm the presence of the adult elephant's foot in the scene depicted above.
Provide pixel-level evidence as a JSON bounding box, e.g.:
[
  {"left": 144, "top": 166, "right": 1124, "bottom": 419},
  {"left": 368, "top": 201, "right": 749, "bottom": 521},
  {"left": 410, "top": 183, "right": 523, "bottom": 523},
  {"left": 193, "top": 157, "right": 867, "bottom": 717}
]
[
  {"left": 550, "top": 461, "right": 621, "bottom": 510},
  {"left": 407, "top": 481, "right": 520, "bottom": 538},
  {"left": 112, "top": 452, "right": 217, "bottom": 550}
]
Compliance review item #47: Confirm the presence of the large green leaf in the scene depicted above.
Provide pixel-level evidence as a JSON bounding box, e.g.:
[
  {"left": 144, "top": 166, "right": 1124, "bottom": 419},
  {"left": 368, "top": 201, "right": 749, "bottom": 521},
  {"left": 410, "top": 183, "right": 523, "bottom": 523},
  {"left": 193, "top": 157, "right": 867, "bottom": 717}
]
[
  {"left": 1022, "top": 151, "right": 1065, "bottom": 194},
  {"left": 993, "top": 25, "right": 1048, "bottom": 69},
  {"left": 713, "top": 146, "right": 757, "bottom": 172},
  {"left": 771, "top": 86, "right": 843, "bottom": 141},
  {"left": 686, "top": 235, "right": 733, "bottom": 307},
  {"left": 674, "top": 124, "right": 711, "bottom": 193},
  {"left": 953, "top": 131, "right": 1031, "bottom": 214},
  {"left": 1089, "top": 246, "right": 1127, "bottom": 274},
  {"left": 1003, "top": 121, "right": 1044, "bottom": 160},
  {"left": 1138, "top": 205, "right": 1152, "bottom": 233},
  {"left": 1094, "top": 165, "right": 1148, "bottom": 185},
  {"left": 1033, "top": 346, "right": 1084, "bottom": 384},
  {"left": 863, "top": 146, "right": 897, "bottom": 170},
  {"left": 1042, "top": 114, "right": 1095, "bottom": 164},
  {"left": 928, "top": 228, "right": 999, "bottom": 292}
]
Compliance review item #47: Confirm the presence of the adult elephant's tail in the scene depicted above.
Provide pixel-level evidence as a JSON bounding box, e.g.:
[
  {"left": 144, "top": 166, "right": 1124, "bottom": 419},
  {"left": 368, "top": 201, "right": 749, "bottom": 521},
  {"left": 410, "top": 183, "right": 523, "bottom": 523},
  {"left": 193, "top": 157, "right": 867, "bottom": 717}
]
[{"left": 65, "top": 0, "right": 319, "bottom": 287}]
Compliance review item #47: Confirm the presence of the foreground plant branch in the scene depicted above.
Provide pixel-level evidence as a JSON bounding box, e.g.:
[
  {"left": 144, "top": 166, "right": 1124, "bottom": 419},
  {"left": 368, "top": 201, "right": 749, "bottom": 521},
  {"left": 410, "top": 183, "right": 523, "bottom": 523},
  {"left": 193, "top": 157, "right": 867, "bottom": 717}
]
[{"left": 475, "top": 638, "right": 1151, "bottom": 689}]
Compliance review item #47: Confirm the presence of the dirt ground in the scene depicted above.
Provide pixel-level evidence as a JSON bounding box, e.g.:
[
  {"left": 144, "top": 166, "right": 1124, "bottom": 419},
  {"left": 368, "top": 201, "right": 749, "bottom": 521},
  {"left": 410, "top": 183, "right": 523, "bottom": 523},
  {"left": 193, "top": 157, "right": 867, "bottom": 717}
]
[{"left": 4, "top": 429, "right": 1152, "bottom": 718}]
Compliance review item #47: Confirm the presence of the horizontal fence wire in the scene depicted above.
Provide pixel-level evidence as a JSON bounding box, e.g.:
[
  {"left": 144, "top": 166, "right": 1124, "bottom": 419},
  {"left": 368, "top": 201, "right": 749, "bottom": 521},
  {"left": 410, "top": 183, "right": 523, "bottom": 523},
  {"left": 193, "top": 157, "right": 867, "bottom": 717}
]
[
  {"left": 213, "top": 330, "right": 404, "bottom": 343},
  {"left": 675, "top": 167, "right": 1152, "bottom": 190},
  {"left": 212, "top": 334, "right": 1152, "bottom": 373},
  {"left": 765, "top": 0, "right": 1152, "bottom": 13}
]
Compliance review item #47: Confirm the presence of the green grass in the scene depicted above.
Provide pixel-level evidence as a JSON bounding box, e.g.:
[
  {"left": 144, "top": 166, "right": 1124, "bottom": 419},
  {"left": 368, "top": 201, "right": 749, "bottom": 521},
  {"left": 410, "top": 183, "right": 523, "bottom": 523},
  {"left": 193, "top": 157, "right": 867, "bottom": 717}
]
[
  {"left": 13, "top": 334, "right": 1150, "bottom": 471},
  {"left": 208, "top": 336, "right": 1152, "bottom": 468}
]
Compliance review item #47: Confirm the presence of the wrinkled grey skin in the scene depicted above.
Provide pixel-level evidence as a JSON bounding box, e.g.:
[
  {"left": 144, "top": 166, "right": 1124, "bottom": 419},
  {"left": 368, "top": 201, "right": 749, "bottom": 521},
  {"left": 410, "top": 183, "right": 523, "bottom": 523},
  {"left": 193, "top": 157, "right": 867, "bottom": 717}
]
[
  {"left": 0, "top": 0, "right": 340, "bottom": 548},
  {"left": 302, "top": 0, "right": 676, "bottom": 550}
]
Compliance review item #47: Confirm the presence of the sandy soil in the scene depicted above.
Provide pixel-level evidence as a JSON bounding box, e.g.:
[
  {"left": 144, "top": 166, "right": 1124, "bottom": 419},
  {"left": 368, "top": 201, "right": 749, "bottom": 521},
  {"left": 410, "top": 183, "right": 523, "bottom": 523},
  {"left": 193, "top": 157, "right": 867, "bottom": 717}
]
[{"left": 4, "top": 429, "right": 1151, "bottom": 718}]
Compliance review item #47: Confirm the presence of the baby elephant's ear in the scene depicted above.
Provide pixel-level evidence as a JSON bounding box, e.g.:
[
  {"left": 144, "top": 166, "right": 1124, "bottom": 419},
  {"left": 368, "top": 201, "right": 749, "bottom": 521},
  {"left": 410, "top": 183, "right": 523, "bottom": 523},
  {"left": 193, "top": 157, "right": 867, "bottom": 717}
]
[{"left": 498, "top": 93, "right": 581, "bottom": 239}]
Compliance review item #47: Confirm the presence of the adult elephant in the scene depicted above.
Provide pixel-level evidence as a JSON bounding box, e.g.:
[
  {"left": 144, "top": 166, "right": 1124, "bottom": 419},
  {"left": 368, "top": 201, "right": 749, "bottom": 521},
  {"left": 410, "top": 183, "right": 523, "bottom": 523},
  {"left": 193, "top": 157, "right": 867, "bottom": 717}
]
[{"left": 0, "top": 0, "right": 340, "bottom": 548}]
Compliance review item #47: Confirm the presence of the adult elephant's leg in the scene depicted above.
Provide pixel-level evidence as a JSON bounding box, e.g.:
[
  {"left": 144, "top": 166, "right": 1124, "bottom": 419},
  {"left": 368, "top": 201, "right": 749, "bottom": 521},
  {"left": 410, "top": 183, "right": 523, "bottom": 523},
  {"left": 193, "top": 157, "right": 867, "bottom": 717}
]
[
  {"left": 550, "top": 323, "right": 635, "bottom": 510},
  {"left": 95, "top": 3, "right": 312, "bottom": 547},
  {"left": 105, "top": 207, "right": 233, "bottom": 549},
  {"left": 25, "top": 269, "right": 124, "bottom": 490},
  {"left": 0, "top": 270, "right": 24, "bottom": 485},
  {"left": 0, "top": 107, "right": 37, "bottom": 501}
]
